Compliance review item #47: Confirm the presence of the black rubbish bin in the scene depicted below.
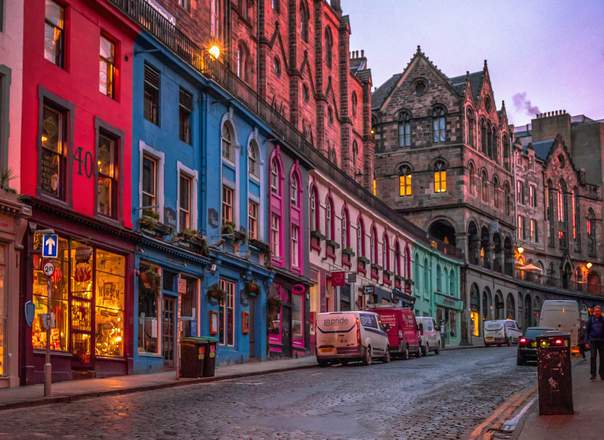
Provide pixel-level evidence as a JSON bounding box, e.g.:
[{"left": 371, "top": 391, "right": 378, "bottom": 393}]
[
  {"left": 537, "top": 332, "right": 573, "bottom": 415},
  {"left": 199, "top": 336, "right": 218, "bottom": 377},
  {"left": 180, "top": 337, "right": 206, "bottom": 378}
]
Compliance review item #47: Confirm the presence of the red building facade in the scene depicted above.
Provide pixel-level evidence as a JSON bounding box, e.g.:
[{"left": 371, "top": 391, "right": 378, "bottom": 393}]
[{"left": 19, "top": 0, "right": 138, "bottom": 383}]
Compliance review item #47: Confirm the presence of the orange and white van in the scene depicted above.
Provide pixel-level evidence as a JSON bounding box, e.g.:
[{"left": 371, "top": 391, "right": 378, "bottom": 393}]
[{"left": 315, "top": 311, "right": 390, "bottom": 366}]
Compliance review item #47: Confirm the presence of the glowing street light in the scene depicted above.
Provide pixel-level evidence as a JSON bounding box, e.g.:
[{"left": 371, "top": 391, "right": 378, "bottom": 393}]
[
  {"left": 586, "top": 262, "right": 593, "bottom": 269},
  {"left": 517, "top": 246, "right": 524, "bottom": 255},
  {"left": 208, "top": 44, "right": 221, "bottom": 60}
]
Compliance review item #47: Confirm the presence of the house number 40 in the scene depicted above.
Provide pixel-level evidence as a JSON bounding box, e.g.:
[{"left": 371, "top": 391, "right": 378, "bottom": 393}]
[{"left": 73, "top": 147, "right": 94, "bottom": 178}]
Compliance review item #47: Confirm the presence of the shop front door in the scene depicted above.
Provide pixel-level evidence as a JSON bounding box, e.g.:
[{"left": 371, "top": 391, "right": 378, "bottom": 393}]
[
  {"left": 282, "top": 305, "right": 292, "bottom": 357},
  {"left": 249, "top": 297, "right": 256, "bottom": 358},
  {"left": 162, "top": 297, "right": 176, "bottom": 368}
]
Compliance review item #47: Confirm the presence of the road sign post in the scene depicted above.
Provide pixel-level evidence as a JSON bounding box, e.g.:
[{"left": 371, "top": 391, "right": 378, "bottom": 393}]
[{"left": 44, "top": 263, "right": 54, "bottom": 396}]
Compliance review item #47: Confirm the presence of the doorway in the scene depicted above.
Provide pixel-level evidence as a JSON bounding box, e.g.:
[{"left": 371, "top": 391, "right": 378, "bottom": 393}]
[
  {"left": 249, "top": 297, "right": 256, "bottom": 358},
  {"left": 282, "top": 304, "right": 292, "bottom": 357},
  {"left": 162, "top": 297, "right": 176, "bottom": 368}
]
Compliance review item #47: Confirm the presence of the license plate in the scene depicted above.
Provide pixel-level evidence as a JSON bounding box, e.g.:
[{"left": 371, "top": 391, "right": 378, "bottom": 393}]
[
  {"left": 486, "top": 337, "right": 494, "bottom": 341},
  {"left": 319, "top": 347, "right": 333, "bottom": 353}
]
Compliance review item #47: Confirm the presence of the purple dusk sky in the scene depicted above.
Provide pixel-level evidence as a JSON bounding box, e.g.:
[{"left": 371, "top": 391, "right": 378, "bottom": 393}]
[{"left": 345, "top": 0, "right": 604, "bottom": 126}]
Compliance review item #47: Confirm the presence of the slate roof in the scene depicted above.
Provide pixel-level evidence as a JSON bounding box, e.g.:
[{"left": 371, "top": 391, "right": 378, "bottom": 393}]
[
  {"left": 448, "top": 71, "right": 484, "bottom": 99},
  {"left": 529, "top": 139, "right": 555, "bottom": 161},
  {"left": 372, "top": 73, "right": 402, "bottom": 110}
]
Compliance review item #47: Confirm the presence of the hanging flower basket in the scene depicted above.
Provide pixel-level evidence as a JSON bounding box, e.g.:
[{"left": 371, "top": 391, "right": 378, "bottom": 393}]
[
  {"left": 342, "top": 247, "right": 355, "bottom": 257},
  {"left": 245, "top": 281, "right": 260, "bottom": 296},
  {"left": 221, "top": 221, "right": 236, "bottom": 236},
  {"left": 140, "top": 267, "right": 160, "bottom": 291},
  {"left": 267, "top": 296, "right": 282, "bottom": 310},
  {"left": 358, "top": 256, "right": 371, "bottom": 265},
  {"left": 310, "top": 230, "right": 326, "bottom": 241},
  {"left": 207, "top": 284, "right": 225, "bottom": 302}
]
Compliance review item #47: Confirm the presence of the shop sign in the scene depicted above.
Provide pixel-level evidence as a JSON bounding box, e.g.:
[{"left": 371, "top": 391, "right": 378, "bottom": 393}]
[
  {"left": 42, "top": 234, "right": 59, "bottom": 258},
  {"left": 331, "top": 271, "right": 346, "bottom": 287},
  {"left": 347, "top": 273, "right": 357, "bottom": 284}
]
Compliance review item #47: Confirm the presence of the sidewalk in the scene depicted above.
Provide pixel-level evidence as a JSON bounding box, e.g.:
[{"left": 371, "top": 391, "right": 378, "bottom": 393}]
[
  {"left": 0, "top": 356, "right": 317, "bottom": 410},
  {"left": 516, "top": 358, "right": 602, "bottom": 440}
]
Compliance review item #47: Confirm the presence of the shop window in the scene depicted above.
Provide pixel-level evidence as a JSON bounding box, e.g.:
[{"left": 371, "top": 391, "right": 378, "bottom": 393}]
[
  {"left": 178, "top": 172, "right": 192, "bottom": 231},
  {"left": 44, "top": 0, "right": 65, "bottom": 67},
  {"left": 292, "top": 293, "right": 303, "bottom": 338},
  {"left": 141, "top": 153, "right": 158, "bottom": 215},
  {"left": 40, "top": 101, "right": 68, "bottom": 200},
  {"left": 95, "top": 249, "right": 125, "bottom": 357},
  {"left": 291, "top": 224, "right": 300, "bottom": 268},
  {"left": 138, "top": 263, "right": 160, "bottom": 354},
  {"left": 180, "top": 276, "right": 197, "bottom": 320},
  {"left": 97, "top": 130, "right": 119, "bottom": 219},
  {"left": 471, "top": 310, "right": 480, "bottom": 337},
  {"left": 222, "top": 185, "right": 234, "bottom": 224},
  {"left": 144, "top": 64, "right": 160, "bottom": 125},
  {"left": 290, "top": 171, "right": 300, "bottom": 207},
  {"left": 99, "top": 35, "right": 116, "bottom": 98},
  {"left": 248, "top": 199, "right": 259, "bottom": 240},
  {"left": 219, "top": 279, "right": 235, "bottom": 346},
  {"left": 179, "top": 88, "right": 193, "bottom": 144},
  {"left": 270, "top": 157, "right": 281, "bottom": 195}
]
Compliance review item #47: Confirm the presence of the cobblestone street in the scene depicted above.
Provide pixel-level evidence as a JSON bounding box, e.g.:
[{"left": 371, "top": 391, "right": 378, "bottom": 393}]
[{"left": 0, "top": 347, "right": 535, "bottom": 440}]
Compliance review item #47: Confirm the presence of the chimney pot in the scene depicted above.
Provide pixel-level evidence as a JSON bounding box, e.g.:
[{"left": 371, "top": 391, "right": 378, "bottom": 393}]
[{"left": 361, "top": 49, "right": 364, "bottom": 57}]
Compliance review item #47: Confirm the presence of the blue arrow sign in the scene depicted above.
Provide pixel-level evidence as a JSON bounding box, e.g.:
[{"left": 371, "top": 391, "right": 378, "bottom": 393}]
[{"left": 42, "top": 234, "right": 59, "bottom": 258}]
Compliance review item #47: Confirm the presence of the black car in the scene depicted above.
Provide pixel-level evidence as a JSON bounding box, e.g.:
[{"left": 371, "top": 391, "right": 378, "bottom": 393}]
[{"left": 517, "top": 327, "right": 555, "bottom": 365}]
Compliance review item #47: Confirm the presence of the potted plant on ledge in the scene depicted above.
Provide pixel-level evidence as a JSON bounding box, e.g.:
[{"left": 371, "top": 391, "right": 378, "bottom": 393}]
[{"left": 245, "top": 281, "right": 260, "bottom": 297}]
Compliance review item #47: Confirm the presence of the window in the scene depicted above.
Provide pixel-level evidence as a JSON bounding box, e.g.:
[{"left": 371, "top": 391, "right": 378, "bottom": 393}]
[
  {"left": 248, "top": 200, "right": 258, "bottom": 240},
  {"left": 399, "top": 165, "right": 412, "bottom": 197},
  {"left": 493, "top": 176, "right": 500, "bottom": 209},
  {"left": 587, "top": 208, "right": 596, "bottom": 256},
  {"left": 290, "top": 172, "right": 299, "bottom": 207},
  {"left": 219, "top": 279, "right": 235, "bottom": 346},
  {"left": 44, "top": 0, "right": 64, "bottom": 67},
  {"left": 302, "top": 83, "right": 310, "bottom": 102},
  {"left": 481, "top": 120, "right": 487, "bottom": 154},
  {"left": 436, "top": 265, "right": 442, "bottom": 292},
  {"left": 179, "top": 89, "right": 193, "bottom": 144},
  {"left": 324, "top": 27, "right": 333, "bottom": 68},
  {"left": 210, "top": 0, "right": 220, "bottom": 38},
  {"left": 357, "top": 218, "right": 365, "bottom": 257},
  {"left": 516, "top": 180, "right": 525, "bottom": 205},
  {"left": 179, "top": 0, "right": 191, "bottom": 12},
  {"left": 142, "top": 154, "right": 158, "bottom": 214},
  {"left": 383, "top": 234, "right": 390, "bottom": 271},
  {"left": 300, "top": 2, "right": 309, "bottom": 42},
  {"left": 481, "top": 170, "right": 489, "bottom": 203},
  {"left": 272, "top": 0, "right": 280, "bottom": 12},
  {"left": 221, "top": 122, "right": 235, "bottom": 163},
  {"left": 291, "top": 224, "right": 300, "bottom": 268},
  {"left": 351, "top": 92, "right": 358, "bottom": 117},
  {"left": 325, "top": 198, "right": 334, "bottom": 240},
  {"left": 372, "top": 176, "right": 377, "bottom": 196},
  {"left": 398, "top": 112, "right": 411, "bottom": 147},
  {"left": 504, "top": 183, "right": 512, "bottom": 216},
  {"left": 273, "top": 57, "right": 281, "bottom": 77},
  {"left": 352, "top": 141, "right": 359, "bottom": 169},
  {"left": 0, "top": 0, "right": 4, "bottom": 32},
  {"left": 432, "top": 107, "right": 446, "bottom": 143},
  {"left": 40, "top": 102, "right": 68, "bottom": 200},
  {"left": 178, "top": 173, "right": 192, "bottom": 231},
  {"left": 99, "top": 36, "right": 116, "bottom": 98},
  {"left": 414, "top": 79, "right": 426, "bottom": 96},
  {"left": 271, "top": 213, "right": 280, "bottom": 257},
  {"left": 236, "top": 42, "right": 249, "bottom": 81},
  {"left": 144, "top": 64, "right": 160, "bottom": 125},
  {"left": 517, "top": 215, "right": 526, "bottom": 240},
  {"left": 530, "top": 219, "right": 538, "bottom": 243},
  {"left": 310, "top": 187, "right": 318, "bottom": 230},
  {"left": 248, "top": 141, "right": 259, "bottom": 179},
  {"left": 97, "top": 131, "right": 119, "bottom": 218},
  {"left": 341, "top": 209, "right": 350, "bottom": 249},
  {"left": 328, "top": 106, "right": 334, "bottom": 125},
  {"left": 529, "top": 185, "right": 537, "bottom": 208},
  {"left": 434, "top": 160, "right": 447, "bottom": 193},
  {"left": 370, "top": 227, "right": 378, "bottom": 264},
  {"left": 270, "top": 158, "right": 281, "bottom": 194},
  {"left": 222, "top": 185, "right": 234, "bottom": 224},
  {"left": 467, "top": 108, "right": 475, "bottom": 146},
  {"left": 468, "top": 162, "right": 476, "bottom": 195},
  {"left": 239, "top": 0, "right": 248, "bottom": 20}
]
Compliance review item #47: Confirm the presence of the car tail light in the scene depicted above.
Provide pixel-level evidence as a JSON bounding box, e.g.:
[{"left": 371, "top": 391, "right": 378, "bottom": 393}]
[
  {"left": 519, "top": 337, "right": 528, "bottom": 346},
  {"left": 554, "top": 338, "right": 564, "bottom": 346},
  {"left": 355, "top": 318, "right": 361, "bottom": 346}
]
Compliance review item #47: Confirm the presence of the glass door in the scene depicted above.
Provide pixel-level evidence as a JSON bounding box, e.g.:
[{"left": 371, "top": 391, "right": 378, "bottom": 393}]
[
  {"left": 70, "top": 241, "right": 93, "bottom": 368},
  {"left": 162, "top": 297, "right": 176, "bottom": 368}
]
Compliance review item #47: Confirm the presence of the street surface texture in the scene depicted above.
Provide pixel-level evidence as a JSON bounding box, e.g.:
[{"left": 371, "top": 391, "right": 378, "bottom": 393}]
[{"left": 0, "top": 347, "right": 535, "bottom": 440}]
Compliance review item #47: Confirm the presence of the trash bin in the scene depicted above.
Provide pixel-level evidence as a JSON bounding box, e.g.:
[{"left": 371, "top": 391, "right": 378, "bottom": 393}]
[
  {"left": 200, "top": 336, "right": 218, "bottom": 377},
  {"left": 537, "top": 331, "right": 573, "bottom": 415},
  {"left": 180, "top": 337, "right": 206, "bottom": 378}
]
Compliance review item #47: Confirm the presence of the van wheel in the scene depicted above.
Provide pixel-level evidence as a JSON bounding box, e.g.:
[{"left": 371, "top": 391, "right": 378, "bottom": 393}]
[
  {"left": 384, "top": 348, "right": 391, "bottom": 363},
  {"left": 317, "top": 359, "right": 329, "bottom": 367},
  {"left": 363, "top": 346, "right": 372, "bottom": 366},
  {"left": 421, "top": 344, "right": 427, "bottom": 356},
  {"left": 401, "top": 344, "right": 410, "bottom": 360},
  {"left": 434, "top": 346, "right": 440, "bottom": 355}
]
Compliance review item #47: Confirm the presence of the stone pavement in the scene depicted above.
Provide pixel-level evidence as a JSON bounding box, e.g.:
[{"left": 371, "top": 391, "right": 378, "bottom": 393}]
[
  {"left": 0, "top": 355, "right": 316, "bottom": 410},
  {"left": 516, "top": 358, "right": 603, "bottom": 440}
]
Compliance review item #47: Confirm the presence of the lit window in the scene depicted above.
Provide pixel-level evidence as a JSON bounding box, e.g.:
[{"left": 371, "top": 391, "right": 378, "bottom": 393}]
[
  {"left": 44, "top": 0, "right": 64, "bottom": 67},
  {"left": 142, "top": 154, "right": 158, "bottom": 214},
  {"left": 97, "top": 131, "right": 119, "bottom": 218},
  {"left": 40, "top": 102, "right": 68, "bottom": 200},
  {"left": 271, "top": 213, "right": 280, "bottom": 257},
  {"left": 372, "top": 177, "right": 377, "bottom": 196},
  {"left": 179, "top": 89, "right": 193, "bottom": 144},
  {"left": 273, "top": 57, "right": 281, "bottom": 77},
  {"left": 178, "top": 173, "right": 192, "bottom": 231},
  {"left": 99, "top": 36, "right": 116, "bottom": 98},
  {"left": 291, "top": 224, "right": 299, "bottom": 268},
  {"left": 248, "top": 200, "right": 258, "bottom": 240},
  {"left": 222, "top": 185, "right": 234, "bottom": 224},
  {"left": 434, "top": 160, "right": 447, "bottom": 193},
  {"left": 399, "top": 165, "right": 412, "bottom": 197},
  {"left": 219, "top": 279, "right": 235, "bottom": 346},
  {"left": 144, "top": 64, "right": 160, "bottom": 125}
]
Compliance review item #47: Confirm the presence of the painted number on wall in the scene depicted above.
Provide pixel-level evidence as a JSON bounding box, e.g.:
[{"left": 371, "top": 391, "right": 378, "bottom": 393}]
[{"left": 74, "top": 147, "right": 94, "bottom": 178}]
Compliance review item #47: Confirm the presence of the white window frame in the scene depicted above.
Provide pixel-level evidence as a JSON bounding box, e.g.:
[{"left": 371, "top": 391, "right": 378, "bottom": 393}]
[
  {"left": 248, "top": 197, "right": 260, "bottom": 241},
  {"left": 139, "top": 141, "right": 165, "bottom": 222},
  {"left": 291, "top": 224, "right": 300, "bottom": 268},
  {"left": 176, "top": 161, "right": 198, "bottom": 232}
]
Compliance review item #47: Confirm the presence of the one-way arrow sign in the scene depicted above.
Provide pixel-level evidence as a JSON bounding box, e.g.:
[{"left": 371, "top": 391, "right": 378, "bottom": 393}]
[{"left": 42, "top": 234, "right": 59, "bottom": 258}]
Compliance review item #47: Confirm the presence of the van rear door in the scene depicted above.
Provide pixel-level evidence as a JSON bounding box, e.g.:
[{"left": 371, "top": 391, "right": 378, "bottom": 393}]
[{"left": 316, "top": 313, "right": 358, "bottom": 355}]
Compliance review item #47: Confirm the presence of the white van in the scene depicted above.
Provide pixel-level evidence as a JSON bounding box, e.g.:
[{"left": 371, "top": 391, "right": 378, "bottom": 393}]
[
  {"left": 538, "top": 300, "right": 580, "bottom": 346},
  {"left": 483, "top": 319, "right": 522, "bottom": 346},
  {"left": 315, "top": 311, "right": 390, "bottom": 366},
  {"left": 415, "top": 316, "right": 441, "bottom": 355}
]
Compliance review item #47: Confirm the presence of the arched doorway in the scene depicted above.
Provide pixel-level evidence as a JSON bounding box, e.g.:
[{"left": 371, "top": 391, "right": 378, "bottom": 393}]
[
  {"left": 524, "top": 294, "right": 533, "bottom": 327},
  {"left": 470, "top": 284, "right": 480, "bottom": 337},
  {"left": 468, "top": 222, "right": 479, "bottom": 265},
  {"left": 428, "top": 219, "right": 457, "bottom": 246},
  {"left": 494, "top": 290, "right": 504, "bottom": 319},
  {"left": 493, "top": 233, "right": 502, "bottom": 272},
  {"left": 482, "top": 287, "right": 492, "bottom": 321},
  {"left": 480, "top": 226, "right": 491, "bottom": 269},
  {"left": 588, "top": 272, "right": 601, "bottom": 295},
  {"left": 561, "top": 263, "right": 572, "bottom": 289},
  {"left": 504, "top": 236, "right": 513, "bottom": 275},
  {"left": 506, "top": 293, "right": 516, "bottom": 320}
]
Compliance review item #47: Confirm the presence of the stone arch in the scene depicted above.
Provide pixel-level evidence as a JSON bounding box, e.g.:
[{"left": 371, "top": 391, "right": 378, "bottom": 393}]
[
  {"left": 492, "top": 233, "right": 502, "bottom": 272},
  {"left": 494, "top": 290, "right": 505, "bottom": 320},
  {"left": 506, "top": 292, "right": 516, "bottom": 320},
  {"left": 480, "top": 225, "right": 491, "bottom": 269},
  {"left": 468, "top": 221, "right": 480, "bottom": 265},
  {"left": 428, "top": 218, "right": 457, "bottom": 246},
  {"left": 470, "top": 283, "right": 481, "bottom": 337},
  {"left": 504, "top": 235, "right": 513, "bottom": 276}
]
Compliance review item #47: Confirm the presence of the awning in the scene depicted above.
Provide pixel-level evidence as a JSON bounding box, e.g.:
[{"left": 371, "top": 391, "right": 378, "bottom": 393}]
[{"left": 515, "top": 263, "right": 543, "bottom": 273}]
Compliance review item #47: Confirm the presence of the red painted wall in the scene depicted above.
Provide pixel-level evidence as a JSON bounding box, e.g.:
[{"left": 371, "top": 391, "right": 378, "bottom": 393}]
[{"left": 21, "top": 0, "right": 136, "bottom": 228}]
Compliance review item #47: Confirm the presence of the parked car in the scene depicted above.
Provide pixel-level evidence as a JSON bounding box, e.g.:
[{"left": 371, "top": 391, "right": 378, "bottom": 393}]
[
  {"left": 517, "top": 327, "right": 555, "bottom": 365},
  {"left": 483, "top": 319, "right": 523, "bottom": 346},
  {"left": 538, "top": 300, "right": 580, "bottom": 347},
  {"left": 371, "top": 306, "right": 421, "bottom": 359},
  {"left": 415, "top": 316, "right": 441, "bottom": 356},
  {"left": 315, "top": 311, "right": 390, "bottom": 366}
]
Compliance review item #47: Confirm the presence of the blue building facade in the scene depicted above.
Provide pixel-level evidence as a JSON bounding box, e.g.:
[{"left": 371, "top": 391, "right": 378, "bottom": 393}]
[{"left": 131, "top": 31, "right": 273, "bottom": 373}]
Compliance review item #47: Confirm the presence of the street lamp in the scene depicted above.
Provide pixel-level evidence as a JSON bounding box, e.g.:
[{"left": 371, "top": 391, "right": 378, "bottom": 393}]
[
  {"left": 208, "top": 44, "right": 221, "bottom": 60},
  {"left": 517, "top": 246, "right": 524, "bottom": 255},
  {"left": 586, "top": 262, "right": 593, "bottom": 269}
]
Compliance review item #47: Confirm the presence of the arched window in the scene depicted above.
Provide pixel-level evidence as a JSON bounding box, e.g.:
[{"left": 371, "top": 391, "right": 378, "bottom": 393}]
[
  {"left": 221, "top": 121, "right": 235, "bottom": 162},
  {"left": 341, "top": 208, "right": 350, "bottom": 249},
  {"left": 434, "top": 160, "right": 447, "bottom": 193},
  {"left": 466, "top": 108, "right": 475, "bottom": 146},
  {"left": 486, "top": 125, "right": 493, "bottom": 158},
  {"left": 236, "top": 42, "right": 250, "bottom": 81},
  {"left": 399, "top": 164, "right": 412, "bottom": 197},
  {"left": 574, "top": 187, "right": 581, "bottom": 248},
  {"left": 436, "top": 264, "right": 442, "bottom": 292},
  {"left": 493, "top": 175, "right": 500, "bottom": 209},
  {"left": 398, "top": 111, "right": 412, "bottom": 147},
  {"left": 423, "top": 258, "right": 429, "bottom": 295},
  {"left": 248, "top": 140, "right": 259, "bottom": 178},
  {"left": 324, "top": 27, "right": 333, "bottom": 68},
  {"left": 405, "top": 246, "right": 411, "bottom": 279},
  {"left": 383, "top": 233, "right": 390, "bottom": 271},
  {"left": 310, "top": 185, "right": 318, "bottom": 231},
  {"left": 492, "top": 130, "right": 498, "bottom": 160},
  {"left": 270, "top": 157, "right": 281, "bottom": 195},
  {"left": 290, "top": 170, "right": 300, "bottom": 208},
  {"left": 357, "top": 217, "right": 365, "bottom": 257},
  {"left": 588, "top": 208, "right": 597, "bottom": 256},
  {"left": 502, "top": 135, "right": 510, "bottom": 170},
  {"left": 300, "top": 1, "right": 310, "bottom": 42},
  {"left": 481, "top": 169, "right": 489, "bottom": 203},
  {"left": 394, "top": 241, "right": 401, "bottom": 276},
  {"left": 370, "top": 226, "right": 378, "bottom": 264},
  {"left": 432, "top": 106, "right": 446, "bottom": 143},
  {"left": 325, "top": 197, "right": 334, "bottom": 241},
  {"left": 480, "top": 119, "right": 487, "bottom": 154},
  {"left": 504, "top": 182, "right": 512, "bottom": 216},
  {"left": 352, "top": 141, "right": 359, "bottom": 169},
  {"left": 351, "top": 92, "right": 358, "bottom": 117},
  {"left": 468, "top": 161, "right": 476, "bottom": 195}
]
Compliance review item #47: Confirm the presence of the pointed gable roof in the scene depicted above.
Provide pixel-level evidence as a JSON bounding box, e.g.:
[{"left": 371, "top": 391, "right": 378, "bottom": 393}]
[
  {"left": 372, "top": 73, "right": 401, "bottom": 110},
  {"left": 449, "top": 71, "right": 485, "bottom": 100}
]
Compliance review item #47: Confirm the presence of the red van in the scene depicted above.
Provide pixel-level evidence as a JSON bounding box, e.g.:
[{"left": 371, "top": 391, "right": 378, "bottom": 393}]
[{"left": 370, "top": 306, "right": 422, "bottom": 359}]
